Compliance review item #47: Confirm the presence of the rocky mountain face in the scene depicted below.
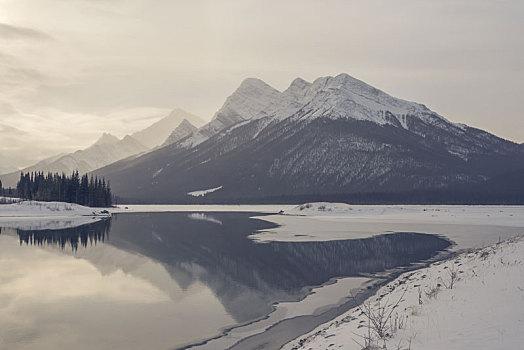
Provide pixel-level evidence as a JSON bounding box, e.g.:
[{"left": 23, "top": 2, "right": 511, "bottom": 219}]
[
  {"left": 161, "top": 119, "right": 198, "bottom": 147},
  {"left": 95, "top": 74, "right": 524, "bottom": 203}
]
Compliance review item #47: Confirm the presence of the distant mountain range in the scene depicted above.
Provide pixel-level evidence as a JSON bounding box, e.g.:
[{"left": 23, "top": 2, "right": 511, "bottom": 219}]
[
  {"left": 94, "top": 74, "right": 524, "bottom": 204},
  {"left": 0, "top": 109, "right": 203, "bottom": 188},
  {"left": 131, "top": 108, "right": 204, "bottom": 148}
]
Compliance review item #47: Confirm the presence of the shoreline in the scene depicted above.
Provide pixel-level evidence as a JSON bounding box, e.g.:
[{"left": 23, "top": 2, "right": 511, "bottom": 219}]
[
  {"left": 283, "top": 235, "right": 524, "bottom": 350},
  {"left": 227, "top": 247, "right": 455, "bottom": 350},
  {"left": 183, "top": 232, "right": 455, "bottom": 350}
]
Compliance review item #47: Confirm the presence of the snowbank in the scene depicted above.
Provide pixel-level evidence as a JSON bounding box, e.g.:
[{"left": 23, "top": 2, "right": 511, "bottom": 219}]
[
  {"left": 0, "top": 200, "right": 111, "bottom": 217},
  {"left": 283, "top": 202, "right": 354, "bottom": 215},
  {"left": 0, "top": 200, "right": 111, "bottom": 230},
  {"left": 284, "top": 236, "right": 524, "bottom": 350}
]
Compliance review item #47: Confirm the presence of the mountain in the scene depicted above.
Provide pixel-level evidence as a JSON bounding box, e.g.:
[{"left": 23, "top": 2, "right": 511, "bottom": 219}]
[
  {"left": 131, "top": 108, "right": 205, "bottom": 148},
  {"left": 95, "top": 74, "right": 524, "bottom": 204},
  {"left": 161, "top": 119, "right": 198, "bottom": 147},
  {"left": 0, "top": 134, "right": 148, "bottom": 188},
  {"left": 93, "top": 132, "right": 120, "bottom": 146}
]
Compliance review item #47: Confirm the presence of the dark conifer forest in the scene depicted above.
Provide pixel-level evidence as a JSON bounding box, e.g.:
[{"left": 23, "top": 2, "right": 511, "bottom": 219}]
[{"left": 14, "top": 171, "right": 113, "bottom": 207}]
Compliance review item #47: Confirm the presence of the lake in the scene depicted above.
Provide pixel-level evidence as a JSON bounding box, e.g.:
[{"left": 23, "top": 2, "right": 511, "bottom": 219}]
[{"left": 0, "top": 212, "right": 451, "bottom": 350}]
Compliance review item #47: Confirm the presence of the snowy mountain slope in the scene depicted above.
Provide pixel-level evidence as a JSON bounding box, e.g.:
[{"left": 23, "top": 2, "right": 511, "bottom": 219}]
[
  {"left": 94, "top": 74, "right": 524, "bottom": 203},
  {"left": 177, "top": 78, "right": 305, "bottom": 148},
  {"left": 131, "top": 108, "right": 205, "bottom": 148},
  {"left": 178, "top": 74, "right": 459, "bottom": 150},
  {"left": 0, "top": 134, "right": 148, "bottom": 187},
  {"left": 161, "top": 119, "right": 198, "bottom": 147}
]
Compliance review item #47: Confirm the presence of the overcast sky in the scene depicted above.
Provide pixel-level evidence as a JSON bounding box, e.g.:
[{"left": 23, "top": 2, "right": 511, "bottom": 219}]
[{"left": 0, "top": 0, "right": 523, "bottom": 169}]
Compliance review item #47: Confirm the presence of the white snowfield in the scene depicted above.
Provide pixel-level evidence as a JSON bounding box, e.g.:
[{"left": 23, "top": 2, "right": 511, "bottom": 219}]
[
  {"left": 187, "top": 186, "right": 223, "bottom": 197},
  {"left": 284, "top": 236, "right": 524, "bottom": 350},
  {"left": 251, "top": 203, "right": 524, "bottom": 250},
  {"left": 282, "top": 202, "right": 524, "bottom": 227},
  {"left": 0, "top": 200, "right": 111, "bottom": 230}
]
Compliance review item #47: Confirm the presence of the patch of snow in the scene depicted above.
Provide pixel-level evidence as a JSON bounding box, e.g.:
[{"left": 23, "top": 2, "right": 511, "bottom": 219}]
[
  {"left": 187, "top": 186, "right": 223, "bottom": 197},
  {"left": 152, "top": 168, "right": 163, "bottom": 178}
]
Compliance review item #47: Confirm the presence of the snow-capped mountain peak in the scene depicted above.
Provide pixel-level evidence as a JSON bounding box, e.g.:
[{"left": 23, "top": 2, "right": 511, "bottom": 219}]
[
  {"left": 177, "top": 73, "right": 455, "bottom": 150},
  {"left": 212, "top": 78, "right": 282, "bottom": 125},
  {"left": 283, "top": 77, "right": 312, "bottom": 100}
]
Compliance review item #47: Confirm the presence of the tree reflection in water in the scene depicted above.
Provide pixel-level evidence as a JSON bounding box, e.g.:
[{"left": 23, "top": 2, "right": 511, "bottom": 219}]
[{"left": 12, "top": 219, "right": 112, "bottom": 251}]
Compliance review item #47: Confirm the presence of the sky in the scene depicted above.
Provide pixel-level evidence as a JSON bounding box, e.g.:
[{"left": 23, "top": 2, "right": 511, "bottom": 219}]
[{"left": 0, "top": 0, "right": 523, "bottom": 170}]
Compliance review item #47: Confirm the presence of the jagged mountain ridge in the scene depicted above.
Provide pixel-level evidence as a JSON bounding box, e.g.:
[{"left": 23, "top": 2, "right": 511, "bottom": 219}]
[
  {"left": 95, "top": 74, "right": 524, "bottom": 203},
  {"left": 0, "top": 109, "right": 205, "bottom": 188},
  {"left": 178, "top": 74, "right": 449, "bottom": 149},
  {"left": 0, "top": 134, "right": 148, "bottom": 187}
]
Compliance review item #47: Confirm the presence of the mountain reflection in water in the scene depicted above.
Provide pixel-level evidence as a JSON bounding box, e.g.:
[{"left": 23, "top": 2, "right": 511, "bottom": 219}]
[{"left": 3, "top": 212, "right": 451, "bottom": 326}]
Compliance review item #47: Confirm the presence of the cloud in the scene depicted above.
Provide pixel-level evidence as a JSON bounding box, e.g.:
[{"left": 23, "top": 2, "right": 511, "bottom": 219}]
[{"left": 0, "top": 22, "right": 52, "bottom": 40}]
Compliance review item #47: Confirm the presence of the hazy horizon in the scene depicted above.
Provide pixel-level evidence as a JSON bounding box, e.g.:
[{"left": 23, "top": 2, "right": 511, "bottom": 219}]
[{"left": 1, "top": 0, "right": 523, "bottom": 170}]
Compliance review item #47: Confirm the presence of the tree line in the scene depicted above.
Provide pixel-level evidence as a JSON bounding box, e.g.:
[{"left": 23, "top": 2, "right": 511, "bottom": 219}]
[{"left": 14, "top": 171, "right": 113, "bottom": 207}]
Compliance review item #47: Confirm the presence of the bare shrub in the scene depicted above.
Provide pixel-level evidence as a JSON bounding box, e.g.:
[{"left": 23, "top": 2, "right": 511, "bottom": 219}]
[
  {"left": 352, "top": 289, "right": 407, "bottom": 349},
  {"left": 444, "top": 265, "right": 458, "bottom": 289},
  {"left": 425, "top": 285, "right": 439, "bottom": 299}
]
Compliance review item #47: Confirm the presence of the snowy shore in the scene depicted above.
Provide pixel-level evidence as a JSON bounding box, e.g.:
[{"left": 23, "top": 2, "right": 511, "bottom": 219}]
[
  {"left": 0, "top": 199, "right": 111, "bottom": 229},
  {"left": 251, "top": 202, "right": 524, "bottom": 250},
  {"left": 283, "top": 235, "right": 524, "bottom": 350},
  {"left": 0, "top": 199, "right": 111, "bottom": 217}
]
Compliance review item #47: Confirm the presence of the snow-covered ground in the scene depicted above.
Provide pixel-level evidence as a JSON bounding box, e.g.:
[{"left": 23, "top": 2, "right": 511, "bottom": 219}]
[
  {"left": 281, "top": 202, "right": 524, "bottom": 227},
  {"left": 0, "top": 200, "right": 110, "bottom": 217},
  {"left": 0, "top": 200, "right": 111, "bottom": 229},
  {"left": 251, "top": 203, "right": 524, "bottom": 250},
  {"left": 284, "top": 235, "right": 524, "bottom": 350}
]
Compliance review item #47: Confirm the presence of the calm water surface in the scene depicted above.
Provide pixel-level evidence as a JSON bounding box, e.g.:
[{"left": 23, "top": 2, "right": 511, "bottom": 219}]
[{"left": 0, "top": 212, "right": 450, "bottom": 350}]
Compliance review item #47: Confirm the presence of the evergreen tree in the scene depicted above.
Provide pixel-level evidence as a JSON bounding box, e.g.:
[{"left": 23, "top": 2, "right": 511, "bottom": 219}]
[{"left": 15, "top": 171, "right": 112, "bottom": 207}]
